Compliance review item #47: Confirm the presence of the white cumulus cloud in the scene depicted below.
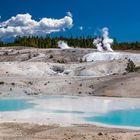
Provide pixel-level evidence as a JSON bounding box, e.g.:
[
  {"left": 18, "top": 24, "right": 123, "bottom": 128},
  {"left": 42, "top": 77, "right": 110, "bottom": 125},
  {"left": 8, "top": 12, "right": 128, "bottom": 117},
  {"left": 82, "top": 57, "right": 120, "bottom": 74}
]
[{"left": 0, "top": 13, "right": 73, "bottom": 40}]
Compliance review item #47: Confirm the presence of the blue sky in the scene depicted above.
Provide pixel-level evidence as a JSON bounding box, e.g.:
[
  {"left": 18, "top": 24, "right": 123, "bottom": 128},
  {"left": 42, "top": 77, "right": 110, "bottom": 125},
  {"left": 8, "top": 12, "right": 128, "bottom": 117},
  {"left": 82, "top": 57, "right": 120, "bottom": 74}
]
[{"left": 0, "top": 0, "right": 140, "bottom": 42}]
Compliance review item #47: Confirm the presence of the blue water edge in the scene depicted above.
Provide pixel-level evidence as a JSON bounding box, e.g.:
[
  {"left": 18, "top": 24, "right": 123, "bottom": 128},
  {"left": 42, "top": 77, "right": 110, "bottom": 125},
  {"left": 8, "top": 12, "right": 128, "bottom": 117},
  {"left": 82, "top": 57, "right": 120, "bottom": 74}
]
[
  {"left": 0, "top": 99, "right": 35, "bottom": 111},
  {"left": 85, "top": 108, "right": 140, "bottom": 127}
]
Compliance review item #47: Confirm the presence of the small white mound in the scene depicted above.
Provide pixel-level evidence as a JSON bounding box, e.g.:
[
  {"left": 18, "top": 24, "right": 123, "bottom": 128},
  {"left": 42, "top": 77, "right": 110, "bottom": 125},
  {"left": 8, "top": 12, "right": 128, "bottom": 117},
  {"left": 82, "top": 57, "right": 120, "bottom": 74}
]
[{"left": 83, "top": 52, "right": 140, "bottom": 62}]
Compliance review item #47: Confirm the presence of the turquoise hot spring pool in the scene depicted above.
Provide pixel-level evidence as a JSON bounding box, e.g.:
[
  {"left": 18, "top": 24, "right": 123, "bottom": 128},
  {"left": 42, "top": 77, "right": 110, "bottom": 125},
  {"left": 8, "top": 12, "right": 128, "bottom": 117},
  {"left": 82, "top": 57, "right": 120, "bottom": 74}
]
[
  {"left": 1, "top": 96, "right": 140, "bottom": 128},
  {"left": 85, "top": 109, "right": 140, "bottom": 127}
]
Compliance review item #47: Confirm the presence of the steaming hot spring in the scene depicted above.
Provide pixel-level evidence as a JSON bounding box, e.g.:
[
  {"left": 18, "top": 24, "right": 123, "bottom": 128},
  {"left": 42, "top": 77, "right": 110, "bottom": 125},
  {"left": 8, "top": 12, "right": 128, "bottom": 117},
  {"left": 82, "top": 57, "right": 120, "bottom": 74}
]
[
  {"left": 83, "top": 28, "right": 140, "bottom": 62},
  {"left": 57, "top": 28, "right": 140, "bottom": 62}
]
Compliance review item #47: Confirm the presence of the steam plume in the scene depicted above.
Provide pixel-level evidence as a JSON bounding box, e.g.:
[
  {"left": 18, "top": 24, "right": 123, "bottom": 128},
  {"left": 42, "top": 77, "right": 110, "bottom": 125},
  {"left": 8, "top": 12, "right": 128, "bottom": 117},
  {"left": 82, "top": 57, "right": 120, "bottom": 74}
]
[
  {"left": 58, "top": 41, "right": 72, "bottom": 49},
  {"left": 102, "top": 27, "right": 114, "bottom": 52},
  {"left": 93, "top": 27, "right": 114, "bottom": 52},
  {"left": 93, "top": 37, "right": 103, "bottom": 52}
]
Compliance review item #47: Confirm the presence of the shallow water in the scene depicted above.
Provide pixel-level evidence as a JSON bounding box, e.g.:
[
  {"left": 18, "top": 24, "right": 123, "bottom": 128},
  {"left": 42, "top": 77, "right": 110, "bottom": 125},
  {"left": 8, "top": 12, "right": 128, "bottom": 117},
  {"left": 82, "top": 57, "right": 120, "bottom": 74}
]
[
  {"left": 1, "top": 96, "right": 140, "bottom": 128},
  {"left": 85, "top": 108, "right": 140, "bottom": 127},
  {"left": 0, "top": 99, "right": 34, "bottom": 111}
]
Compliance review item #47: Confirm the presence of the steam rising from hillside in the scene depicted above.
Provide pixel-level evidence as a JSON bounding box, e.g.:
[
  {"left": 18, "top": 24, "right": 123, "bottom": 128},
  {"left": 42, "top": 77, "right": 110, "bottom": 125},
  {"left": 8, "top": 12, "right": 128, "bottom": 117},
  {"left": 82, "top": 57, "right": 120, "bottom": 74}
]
[
  {"left": 93, "top": 27, "right": 114, "bottom": 52},
  {"left": 93, "top": 38, "right": 103, "bottom": 52},
  {"left": 58, "top": 41, "right": 72, "bottom": 49}
]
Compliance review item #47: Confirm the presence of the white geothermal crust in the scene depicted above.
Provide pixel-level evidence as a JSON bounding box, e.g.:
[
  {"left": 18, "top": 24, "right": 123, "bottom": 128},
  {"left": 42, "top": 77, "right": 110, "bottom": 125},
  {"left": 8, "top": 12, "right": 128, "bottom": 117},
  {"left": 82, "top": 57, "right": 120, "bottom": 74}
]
[{"left": 83, "top": 52, "right": 140, "bottom": 62}]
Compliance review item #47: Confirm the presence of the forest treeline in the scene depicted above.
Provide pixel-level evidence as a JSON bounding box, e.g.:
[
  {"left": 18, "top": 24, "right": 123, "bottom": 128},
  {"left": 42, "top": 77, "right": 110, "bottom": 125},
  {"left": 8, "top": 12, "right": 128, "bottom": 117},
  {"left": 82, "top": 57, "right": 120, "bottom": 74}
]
[{"left": 0, "top": 36, "right": 140, "bottom": 50}]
